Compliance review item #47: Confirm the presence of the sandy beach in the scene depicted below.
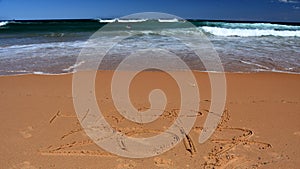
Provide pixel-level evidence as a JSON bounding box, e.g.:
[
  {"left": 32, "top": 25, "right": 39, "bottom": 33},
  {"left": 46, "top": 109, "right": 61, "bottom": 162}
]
[{"left": 0, "top": 71, "right": 299, "bottom": 168}]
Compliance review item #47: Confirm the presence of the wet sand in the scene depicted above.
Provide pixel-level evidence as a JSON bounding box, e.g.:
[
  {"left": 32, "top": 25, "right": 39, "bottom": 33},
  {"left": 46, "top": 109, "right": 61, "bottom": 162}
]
[{"left": 0, "top": 71, "right": 299, "bottom": 168}]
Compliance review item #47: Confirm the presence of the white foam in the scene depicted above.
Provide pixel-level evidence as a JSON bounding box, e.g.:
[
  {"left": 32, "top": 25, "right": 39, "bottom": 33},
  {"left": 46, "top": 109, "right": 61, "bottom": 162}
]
[
  {"left": 117, "top": 19, "right": 147, "bottom": 23},
  {"left": 253, "top": 68, "right": 300, "bottom": 74},
  {"left": 158, "top": 18, "right": 179, "bottom": 22},
  {"left": 33, "top": 71, "right": 45, "bottom": 75},
  {"left": 99, "top": 19, "right": 117, "bottom": 23},
  {"left": 0, "top": 21, "right": 8, "bottom": 27},
  {"left": 215, "top": 22, "right": 300, "bottom": 30},
  {"left": 5, "top": 70, "right": 30, "bottom": 73},
  {"left": 240, "top": 60, "right": 270, "bottom": 69},
  {"left": 62, "top": 61, "right": 85, "bottom": 72},
  {"left": 202, "top": 26, "right": 300, "bottom": 37},
  {"left": 32, "top": 71, "right": 73, "bottom": 75}
]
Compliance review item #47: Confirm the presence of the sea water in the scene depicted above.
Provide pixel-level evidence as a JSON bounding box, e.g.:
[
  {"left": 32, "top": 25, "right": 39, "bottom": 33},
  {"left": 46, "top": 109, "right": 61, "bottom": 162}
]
[{"left": 0, "top": 19, "right": 299, "bottom": 75}]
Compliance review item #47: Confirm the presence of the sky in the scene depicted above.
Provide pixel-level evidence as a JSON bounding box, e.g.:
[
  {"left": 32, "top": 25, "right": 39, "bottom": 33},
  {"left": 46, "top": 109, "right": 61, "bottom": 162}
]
[{"left": 0, "top": 0, "right": 299, "bottom": 22}]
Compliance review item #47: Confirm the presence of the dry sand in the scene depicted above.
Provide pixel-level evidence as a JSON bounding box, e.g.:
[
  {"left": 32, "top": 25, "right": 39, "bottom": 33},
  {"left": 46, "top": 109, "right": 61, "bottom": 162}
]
[{"left": 0, "top": 71, "right": 299, "bottom": 168}]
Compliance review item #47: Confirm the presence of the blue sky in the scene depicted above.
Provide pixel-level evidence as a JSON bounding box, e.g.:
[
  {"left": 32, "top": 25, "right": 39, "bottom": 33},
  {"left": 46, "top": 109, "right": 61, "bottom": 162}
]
[{"left": 0, "top": 0, "right": 299, "bottom": 22}]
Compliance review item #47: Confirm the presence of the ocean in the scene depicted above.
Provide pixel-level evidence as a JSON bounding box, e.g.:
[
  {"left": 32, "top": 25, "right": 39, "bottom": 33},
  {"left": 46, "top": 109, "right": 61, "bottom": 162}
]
[{"left": 0, "top": 19, "right": 299, "bottom": 75}]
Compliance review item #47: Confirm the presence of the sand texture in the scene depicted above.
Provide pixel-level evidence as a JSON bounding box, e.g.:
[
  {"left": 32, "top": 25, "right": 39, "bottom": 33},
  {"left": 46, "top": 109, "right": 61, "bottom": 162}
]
[{"left": 0, "top": 71, "right": 299, "bottom": 168}]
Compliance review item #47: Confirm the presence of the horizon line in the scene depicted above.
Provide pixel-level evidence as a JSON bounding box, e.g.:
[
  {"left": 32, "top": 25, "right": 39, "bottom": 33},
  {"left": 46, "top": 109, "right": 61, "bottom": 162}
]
[{"left": 1, "top": 18, "right": 300, "bottom": 24}]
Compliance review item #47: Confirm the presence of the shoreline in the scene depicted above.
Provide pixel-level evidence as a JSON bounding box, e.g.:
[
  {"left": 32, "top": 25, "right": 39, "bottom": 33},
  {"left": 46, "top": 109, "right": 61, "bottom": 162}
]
[{"left": 1, "top": 69, "right": 300, "bottom": 78}]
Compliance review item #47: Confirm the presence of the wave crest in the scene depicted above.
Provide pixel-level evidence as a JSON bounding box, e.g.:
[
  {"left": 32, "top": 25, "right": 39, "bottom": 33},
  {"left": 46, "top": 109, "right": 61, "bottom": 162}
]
[
  {"left": 201, "top": 26, "right": 300, "bottom": 37},
  {"left": 158, "top": 18, "right": 179, "bottom": 22},
  {"left": 0, "top": 21, "right": 9, "bottom": 27}
]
